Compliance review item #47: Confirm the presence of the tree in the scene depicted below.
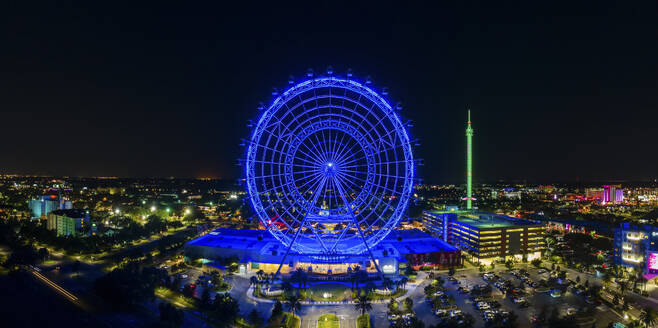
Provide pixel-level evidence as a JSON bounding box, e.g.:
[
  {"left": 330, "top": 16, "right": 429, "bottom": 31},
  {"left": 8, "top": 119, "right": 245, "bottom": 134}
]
[
  {"left": 286, "top": 294, "right": 301, "bottom": 317},
  {"left": 576, "top": 276, "right": 581, "bottom": 284},
  {"left": 531, "top": 258, "right": 542, "bottom": 268},
  {"left": 94, "top": 263, "right": 158, "bottom": 310},
  {"left": 398, "top": 276, "right": 409, "bottom": 290},
  {"left": 271, "top": 300, "right": 283, "bottom": 318},
  {"left": 403, "top": 297, "right": 413, "bottom": 311},
  {"left": 354, "top": 295, "right": 373, "bottom": 315},
  {"left": 248, "top": 309, "right": 264, "bottom": 327},
  {"left": 387, "top": 297, "right": 398, "bottom": 313},
  {"left": 448, "top": 267, "right": 456, "bottom": 276},
  {"left": 639, "top": 307, "right": 657, "bottom": 328},
  {"left": 618, "top": 280, "right": 628, "bottom": 297},
  {"left": 250, "top": 276, "right": 258, "bottom": 286},
  {"left": 158, "top": 302, "right": 184, "bottom": 328},
  {"left": 37, "top": 247, "right": 49, "bottom": 262},
  {"left": 201, "top": 289, "right": 211, "bottom": 309},
  {"left": 211, "top": 293, "right": 239, "bottom": 328},
  {"left": 505, "top": 260, "right": 515, "bottom": 270}
]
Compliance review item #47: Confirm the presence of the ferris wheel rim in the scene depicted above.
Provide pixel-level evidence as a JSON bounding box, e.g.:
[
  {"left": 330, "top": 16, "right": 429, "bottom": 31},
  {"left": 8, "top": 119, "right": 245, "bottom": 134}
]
[{"left": 245, "top": 77, "right": 415, "bottom": 254}]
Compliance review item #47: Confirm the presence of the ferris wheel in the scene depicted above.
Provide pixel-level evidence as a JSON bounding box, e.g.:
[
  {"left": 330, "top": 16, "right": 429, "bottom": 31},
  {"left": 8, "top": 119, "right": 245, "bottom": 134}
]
[{"left": 245, "top": 74, "right": 414, "bottom": 259}]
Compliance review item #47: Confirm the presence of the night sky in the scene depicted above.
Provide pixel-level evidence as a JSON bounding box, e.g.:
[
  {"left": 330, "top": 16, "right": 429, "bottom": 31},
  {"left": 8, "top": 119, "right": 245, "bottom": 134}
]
[{"left": 1, "top": 1, "right": 656, "bottom": 183}]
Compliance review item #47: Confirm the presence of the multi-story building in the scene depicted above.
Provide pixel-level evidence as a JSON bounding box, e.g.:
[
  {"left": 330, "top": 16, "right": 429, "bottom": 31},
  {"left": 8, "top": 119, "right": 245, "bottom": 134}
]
[
  {"left": 28, "top": 194, "right": 73, "bottom": 218},
  {"left": 28, "top": 195, "right": 60, "bottom": 218},
  {"left": 603, "top": 185, "right": 624, "bottom": 204},
  {"left": 585, "top": 188, "right": 604, "bottom": 200},
  {"left": 614, "top": 223, "right": 658, "bottom": 280},
  {"left": 47, "top": 209, "right": 88, "bottom": 236},
  {"left": 422, "top": 210, "right": 545, "bottom": 265}
]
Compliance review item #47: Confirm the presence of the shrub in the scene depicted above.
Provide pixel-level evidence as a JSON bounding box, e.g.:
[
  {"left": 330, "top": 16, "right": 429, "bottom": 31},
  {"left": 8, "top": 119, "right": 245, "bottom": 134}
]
[{"left": 357, "top": 313, "right": 370, "bottom": 328}]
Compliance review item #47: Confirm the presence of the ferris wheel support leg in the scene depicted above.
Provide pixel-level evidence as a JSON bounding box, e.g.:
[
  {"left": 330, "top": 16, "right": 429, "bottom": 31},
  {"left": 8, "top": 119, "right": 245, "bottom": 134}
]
[
  {"left": 354, "top": 223, "right": 383, "bottom": 278},
  {"left": 273, "top": 220, "right": 305, "bottom": 280}
]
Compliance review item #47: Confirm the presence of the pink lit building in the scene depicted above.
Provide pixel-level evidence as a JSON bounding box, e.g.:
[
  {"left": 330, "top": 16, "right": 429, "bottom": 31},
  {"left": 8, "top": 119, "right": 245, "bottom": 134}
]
[{"left": 603, "top": 185, "right": 624, "bottom": 204}]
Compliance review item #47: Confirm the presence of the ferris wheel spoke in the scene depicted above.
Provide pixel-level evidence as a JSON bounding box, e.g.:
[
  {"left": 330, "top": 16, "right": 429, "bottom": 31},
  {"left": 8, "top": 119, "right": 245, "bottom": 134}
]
[
  {"left": 259, "top": 127, "right": 321, "bottom": 162},
  {"left": 333, "top": 142, "right": 360, "bottom": 167},
  {"left": 339, "top": 141, "right": 403, "bottom": 167},
  {"left": 309, "top": 131, "right": 329, "bottom": 163},
  {"left": 295, "top": 172, "right": 324, "bottom": 196},
  {"left": 332, "top": 175, "right": 357, "bottom": 203}
]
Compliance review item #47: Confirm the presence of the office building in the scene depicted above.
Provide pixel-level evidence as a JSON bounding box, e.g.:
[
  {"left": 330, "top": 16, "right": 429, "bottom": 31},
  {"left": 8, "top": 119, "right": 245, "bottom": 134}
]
[{"left": 422, "top": 210, "right": 545, "bottom": 265}]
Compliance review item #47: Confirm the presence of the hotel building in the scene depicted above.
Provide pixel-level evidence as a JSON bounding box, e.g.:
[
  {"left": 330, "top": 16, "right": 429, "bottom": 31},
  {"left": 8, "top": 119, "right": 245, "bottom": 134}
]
[{"left": 422, "top": 210, "right": 545, "bottom": 264}]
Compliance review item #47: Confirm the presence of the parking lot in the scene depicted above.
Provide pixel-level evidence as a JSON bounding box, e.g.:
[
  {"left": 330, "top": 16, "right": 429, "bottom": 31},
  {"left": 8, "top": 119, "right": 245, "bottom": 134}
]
[{"left": 422, "top": 266, "right": 624, "bottom": 328}]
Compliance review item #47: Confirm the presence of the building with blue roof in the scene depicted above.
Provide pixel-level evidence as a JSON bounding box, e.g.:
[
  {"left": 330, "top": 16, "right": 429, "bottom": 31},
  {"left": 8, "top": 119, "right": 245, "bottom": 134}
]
[{"left": 185, "top": 228, "right": 461, "bottom": 276}]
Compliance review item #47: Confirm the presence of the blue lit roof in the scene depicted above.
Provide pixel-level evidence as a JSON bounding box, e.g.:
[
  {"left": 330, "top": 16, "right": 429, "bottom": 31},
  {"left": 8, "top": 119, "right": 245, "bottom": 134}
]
[{"left": 186, "top": 228, "right": 458, "bottom": 263}]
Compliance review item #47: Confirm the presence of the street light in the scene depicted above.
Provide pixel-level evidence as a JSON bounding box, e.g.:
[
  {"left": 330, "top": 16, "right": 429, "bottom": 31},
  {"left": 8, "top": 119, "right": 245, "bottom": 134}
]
[
  {"left": 150, "top": 206, "right": 156, "bottom": 212},
  {"left": 114, "top": 209, "right": 120, "bottom": 214},
  {"left": 184, "top": 208, "right": 191, "bottom": 215}
]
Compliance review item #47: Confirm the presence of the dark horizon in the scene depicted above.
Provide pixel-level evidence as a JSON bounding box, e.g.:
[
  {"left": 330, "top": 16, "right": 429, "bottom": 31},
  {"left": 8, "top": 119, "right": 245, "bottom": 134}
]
[{"left": 2, "top": 1, "right": 656, "bottom": 183}]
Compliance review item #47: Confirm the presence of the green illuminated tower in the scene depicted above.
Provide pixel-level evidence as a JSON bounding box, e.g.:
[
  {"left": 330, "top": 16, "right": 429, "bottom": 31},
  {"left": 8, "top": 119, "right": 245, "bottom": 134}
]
[{"left": 465, "top": 110, "right": 474, "bottom": 210}]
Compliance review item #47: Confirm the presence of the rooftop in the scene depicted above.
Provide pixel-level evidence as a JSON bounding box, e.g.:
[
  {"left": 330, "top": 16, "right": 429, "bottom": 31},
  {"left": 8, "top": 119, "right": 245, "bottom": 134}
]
[
  {"left": 186, "top": 228, "right": 458, "bottom": 262},
  {"left": 50, "top": 209, "right": 87, "bottom": 218},
  {"left": 425, "top": 210, "right": 541, "bottom": 230}
]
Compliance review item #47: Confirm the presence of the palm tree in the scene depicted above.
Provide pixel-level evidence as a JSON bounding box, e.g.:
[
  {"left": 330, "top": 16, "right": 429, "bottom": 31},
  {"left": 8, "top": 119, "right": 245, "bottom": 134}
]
[
  {"left": 602, "top": 271, "right": 614, "bottom": 287},
  {"left": 286, "top": 294, "right": 302, "bottom": 318},
  {"left": 640, "top": 307, "right": 657, "bottom": 328},
  {"left": 618, "top": 280, "right": 629, "bottom": 298},
  {"left": 398, "top": 276, "right": 409, "bottom": 290},
  {"left": 291, "top": 268, "right": 305, "bottom": 294},
  {"left": 354, "top": 295, "right": 372, "bottom": 315}
]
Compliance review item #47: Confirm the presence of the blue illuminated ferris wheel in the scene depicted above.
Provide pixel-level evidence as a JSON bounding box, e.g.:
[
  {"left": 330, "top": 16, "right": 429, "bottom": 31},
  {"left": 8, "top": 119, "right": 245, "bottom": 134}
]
[{"left": 245, "top": 74, "right": 414, "bottom": 260}]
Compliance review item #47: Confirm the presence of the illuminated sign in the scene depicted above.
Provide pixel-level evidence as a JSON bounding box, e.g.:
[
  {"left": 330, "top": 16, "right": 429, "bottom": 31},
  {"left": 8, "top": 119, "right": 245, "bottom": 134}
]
[
  {"left": 649, "top": 252, "right": 658, "bottom": 272},
  {"left": 382, "top": 264, "right": 396, "bottom": 273}
]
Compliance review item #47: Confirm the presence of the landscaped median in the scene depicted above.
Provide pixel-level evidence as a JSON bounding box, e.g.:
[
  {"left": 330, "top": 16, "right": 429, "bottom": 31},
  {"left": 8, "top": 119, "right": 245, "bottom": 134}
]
[
  {"left": 356, "top": 313, "right": 370, "bottom": 328},
  {"left": 318, "top": 313, "right": 339, "bottom": 328},
  {"left": 282, "top": 312, "right": 301, "bottom": 328}
]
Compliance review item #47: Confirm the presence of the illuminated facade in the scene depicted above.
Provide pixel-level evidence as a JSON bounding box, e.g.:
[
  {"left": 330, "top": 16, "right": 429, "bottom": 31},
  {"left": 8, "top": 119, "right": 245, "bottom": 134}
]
[
  {"left": 422, "top": 210, "right": 545, "bottom": 264},
  {"left": 185, "top": 228, "right": 461, "bottom": 276},
  {"left": 28, "top": 195, "right": 60, "bottom": 218},
  {"left": 603, "top": 185, "right": 624, "bottom": 204},
  {"left": 47, "top": 209, "right": 88, "bottom": 236},
  {"left": 614, "top": 223, "right": 658, "bottom": 278}
]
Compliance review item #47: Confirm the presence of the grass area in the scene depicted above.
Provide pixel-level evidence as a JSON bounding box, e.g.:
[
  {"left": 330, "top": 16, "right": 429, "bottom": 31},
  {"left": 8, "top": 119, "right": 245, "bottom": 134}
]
[
  {"left": 308, "top": 282, "right": 352, "bottom": 301},
  {"left": 42, "top": 260, "right": 58, "bottom": 265},
  {"left": 155, "top": 287, "right": 198, "bottom": 309},
  {"left": 356, "top": 313, "right": 370, "bottom": 328},
  {"left": 318, "top": 313, "right": 339, "bottom": 328},
  {"left": 367, "top": 288, "right": 407, "bottom": 301}
]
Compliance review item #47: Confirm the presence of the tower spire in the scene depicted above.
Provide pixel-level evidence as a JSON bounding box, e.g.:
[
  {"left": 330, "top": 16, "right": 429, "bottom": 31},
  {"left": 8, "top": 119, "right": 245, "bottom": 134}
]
[{"left": 465, "top": 109, "right": 474, "bottom": 210}]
